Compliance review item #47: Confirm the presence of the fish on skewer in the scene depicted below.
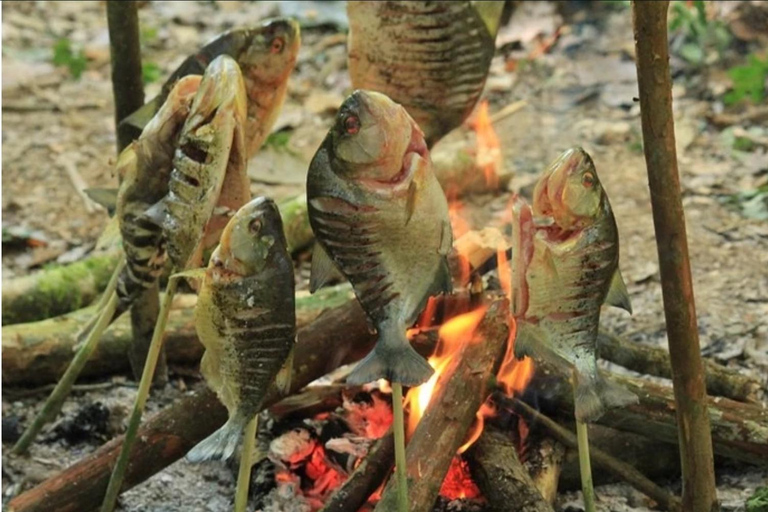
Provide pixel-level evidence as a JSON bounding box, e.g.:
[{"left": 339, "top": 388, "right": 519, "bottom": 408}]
[
  {"left": 512, "top": 147, "right": 637, "bottom": 422},
  {"left": 307, "top": 90, "right": 453, "bottom": 386},
  {"left": 120, "top": 18, "right": 301, "bottom": 154},
  {"left": 347, "top": 1, "right": 503, "bottom": 147},
  {"left": 186, "top": 197, "right": 296, "bottom": 461}
]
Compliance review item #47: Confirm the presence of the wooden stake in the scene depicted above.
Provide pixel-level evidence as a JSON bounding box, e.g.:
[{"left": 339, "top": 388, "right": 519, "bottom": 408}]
[
  {"left": 391, "top": 382, "right": 409, "bottom": 512},
  {"left": 631, "top": 3, "right": 718, "bottom": 511},
  {"left": 234, "top": 416, "right": 258, "bottom": 512},
  {"left": 100, "top": 276, "right": 179, "bottom": 512},
  {"left": 575, "top": 419, "right": 596, "bottom": 512}
]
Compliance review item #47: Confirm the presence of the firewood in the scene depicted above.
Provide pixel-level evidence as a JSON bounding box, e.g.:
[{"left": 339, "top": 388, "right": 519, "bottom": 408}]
[
  {"left": 269, "top": 384, "right": 355, "bottom": 422},
  {"left": 465, "top": 426, "right": 554, "bottom": 512},
  {"left": 375, "top": 297, "right": 510, "bottom": 512},
  {"left": 320, "top": 429, "right": 395, "bottom": 512},
  {"left": 597, "top": 329, "right": 763, "bottom": 404},
  {"left": 1, "top": 194, "right": 313, "bottom": 327},
  {"left": 2, "top": 284, "right": 354, "bottom": 386},
  {"left": 7, "top": 293, "right": 472, "bottom": 512},
  {"left": 527, "top": 437, "right": 566, "bottom": 504},
  {"left": 512, "top": 399, "right": 682, "bottom": 511}
]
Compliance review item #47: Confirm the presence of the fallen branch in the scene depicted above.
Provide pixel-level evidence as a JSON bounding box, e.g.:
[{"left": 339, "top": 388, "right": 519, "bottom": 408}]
[
  {"left": 512, "top": 399, "right": 682, "bottom": 511},
  {"left": 465, "top": 426, "right": 554, "bottom": 512},
  {"left": 1, "top": 251, "right": 120, "bottom": 326},
  {"left": 633, "top": 2, "right": 717, "bottom": 509},
  {"left": 375, "top": 297, "right": 510, "bottom": 512},
  {"left": 1, "top": 194, "right": 314, "bottom": 327},
  {"left": 321, "top": 429, "right": 395, "bottom": 512},
  {"left": 2, "top": 285, "right": 354, "bottom": 386},
  {"left": 597, "top": 329, "right": 763, "bottom": 404}
]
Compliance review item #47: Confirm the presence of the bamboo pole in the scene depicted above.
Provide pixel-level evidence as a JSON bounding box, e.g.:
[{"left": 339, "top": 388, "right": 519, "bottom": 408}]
[{"left": 631, "top": 2, "right": 718, "bottom": 511}]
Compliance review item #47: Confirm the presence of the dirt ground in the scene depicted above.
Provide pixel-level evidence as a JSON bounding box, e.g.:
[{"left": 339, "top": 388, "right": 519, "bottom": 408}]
[{"left": 2, "top": 1, "right": 767, "bottom": 511}]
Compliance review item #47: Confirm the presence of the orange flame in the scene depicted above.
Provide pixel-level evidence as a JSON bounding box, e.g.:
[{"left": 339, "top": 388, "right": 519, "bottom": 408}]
[
  {"left": 449, "top": 200, "right": 471, "bottom": 239},
  {"left": 473, "top": 101, "right": 501, "bottom": 189},
  {"left": 405, "top": 306, "right": 489, "bottom": 436},
  {"left": 458, "top": 401, "right": 496, "bottom": 454}
]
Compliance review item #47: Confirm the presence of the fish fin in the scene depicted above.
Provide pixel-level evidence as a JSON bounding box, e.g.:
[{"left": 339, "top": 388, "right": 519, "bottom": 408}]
[
  {"left": 144, "top": 201, "right": 167, "bottom": 227},
  {"left": 84, "top": 188, "right": 119, "bottom": 215},
  {"left": 512, "top": 321, "right": 549, "bottom": 361},
  {"left": 275, "top": 345, "right": 295, "bottom": 396},
  {"left": 95, "top": 216, "right": 122, "bottom": 251},
  {"left": 405, "top": 179, "right": 418, "bottom": 225},
  {"left": 432, "top": 258, "right": 453, "bottom": 295},
  {"left": 347, "top": 328, "right": 433, "bottom": 386},
  {"left": 438, "top": 220, "right": 453, "bottom": 256},
  {"left": 574, "top": 373, "right": 638, "bottom": 423},
  {"left": 405, "top": 153, "right": 429, "bottom": 226},
  {"left": 309, "top": 243, "right": 344, "bottom": 293},
  {"left": 119, "top": 97, "right": 161, "bottom": 140},
  {"left": 186, "top": 417, "right": 244, "bottom": 462},
  {"left": 471, "top": 0, "right": 505, "bottom": 37},
  {"left": 605, "top": 268, "right": 633, "bottom": 315}
]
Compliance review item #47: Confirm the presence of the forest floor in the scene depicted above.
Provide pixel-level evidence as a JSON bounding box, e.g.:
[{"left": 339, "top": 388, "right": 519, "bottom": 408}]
[{"left": 2, "top": 1, "right": 767, "bottom": 511}]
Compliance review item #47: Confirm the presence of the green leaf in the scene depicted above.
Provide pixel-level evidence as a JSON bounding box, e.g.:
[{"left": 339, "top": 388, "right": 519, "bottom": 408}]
[
  {"left": 747, "top": 486, "right": 768, "bottom": 512},
  {"left": 51, "top": 38, "right": 87, "bottom": 80},
  {"left": 264, "top": 130, "right": 292, "bottom": 149},
  {"left": 724, "top": 54, "right": 768, "bottom": 105},
  {"left": 142, "top": 61, "right": 162, "bottom": 85},
  {"left": 679, "top": 43, "right": 705, "bottom": 64}
]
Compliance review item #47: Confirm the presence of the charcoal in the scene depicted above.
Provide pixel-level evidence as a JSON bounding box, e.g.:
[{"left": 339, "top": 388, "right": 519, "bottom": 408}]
[{"left": 52, "top": 402, "right": 110, "bottom": 445}]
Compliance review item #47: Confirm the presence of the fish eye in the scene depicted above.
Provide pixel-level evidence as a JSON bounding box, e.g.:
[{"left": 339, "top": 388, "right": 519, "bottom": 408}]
[
  {"left": 582, "top": 172, "right": 595, "bottom": 188},
  {"left": 343, "top": 114, "right": 361, "bottom": 135},
  {"left": 270, "top": 37, "right": 285, "bottom": 54},
  {"left": 248, "top": 218, "right": 262, "bottom": 234}
]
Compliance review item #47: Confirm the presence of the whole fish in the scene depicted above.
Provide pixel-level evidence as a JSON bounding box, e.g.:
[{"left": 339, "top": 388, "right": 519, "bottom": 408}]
[
  {"left": 307, "top": 90, "right": 453, "bottom": 386},
  {"left": 148, "top": 54, "right": 249, "bottom": 271},
  {"left": 120, "top": 18, "right": 301, "bottom": 156},
  {"left": 114, "top": 75, "right": 202, "bottom": 313},
  {"left": 187, "top": 197, "right": 296, "bottom": 462},
  {"left": 512, "top": 147, "right": 636, "bottom": 422},
  {"left": 347, "top": 1, "right": 502, "bottom": 147}
]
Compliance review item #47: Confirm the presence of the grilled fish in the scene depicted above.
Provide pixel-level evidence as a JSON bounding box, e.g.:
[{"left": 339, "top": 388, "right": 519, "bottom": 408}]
[
  {"left": 187, "top": 197, "right": 296, "bottom": 462},
  {"left": 120, "top": 18, "right": 300, "bottom": 156},
  {"left": 307, "top": 90, "right": 453, "bottom": 386},
  {"left": 512, "top": 147, "right": 636, "bottom": 422},
  {"left": 148, "top": 54, "right": 249, "bottom": 271},
  {"left": 347, "top": 1, "right": 502, "bottom": 147}
]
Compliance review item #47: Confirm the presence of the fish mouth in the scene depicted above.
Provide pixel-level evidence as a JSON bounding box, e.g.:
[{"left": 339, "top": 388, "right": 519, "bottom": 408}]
[{"left": 374, "top": 121, "right": 428, "bottom": 187}]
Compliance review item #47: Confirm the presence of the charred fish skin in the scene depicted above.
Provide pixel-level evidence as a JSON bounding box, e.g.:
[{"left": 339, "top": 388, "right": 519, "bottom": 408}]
[
  {"left": 187, "top": 197, "right": 296, "bottom": 462},
  {"left": 512, "top": 147, "right": 636, "bottom": 422},
  {"left": 119, "top": 17, "right": 300, "bottom": 155},
  {"left": 347, "top": 1, "right": 501, "bottom": 147},
  {"left": 155, "top": 55, "right": 249, "bottom": 271},
  {"left": 114, "top": 75, "right": 202, "bottom": 313},
  {"left": 307, "top": 90, "right": 453, "bottom": 386}
]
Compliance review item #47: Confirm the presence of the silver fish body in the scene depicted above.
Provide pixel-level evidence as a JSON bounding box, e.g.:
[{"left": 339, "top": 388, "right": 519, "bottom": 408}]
[
  {"left": 347, "top": 1, "right": 501, "bottom": 147},
  {"left": 307, "top": 90, "right": 453, "bottom": 386},
  {"left": 187, "top": 197, "right": 296, "bottom": 462},
  {"left": 512, "top": 147, "right": 636, "bottom": 422}
]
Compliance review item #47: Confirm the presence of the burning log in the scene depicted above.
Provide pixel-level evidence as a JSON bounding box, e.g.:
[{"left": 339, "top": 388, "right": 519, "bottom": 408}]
[
  {"left": 597, "top": 329, "right": 763, "bottom": 404},
  {"left": 527, "top": 437, "right": 566, "bottom": 505},
  {"left": 8, "top": 293, "right": 474, "bottom": 512},
  {"left": 465, "top": 426, "right": 554, "bottom": 512},
  {"left": 512, "top": 399, "right": 682, "bottom": 511},
  {"left": 269, "top": 384, "right": 356, "bottom": 422},
  {"left": 2, "top": 285, "right": 354, "bottom": 386},
  {"left": 375, "top": 297, "right": 510, "bottom": 512},
  {"left": 320, "top": 429, "right": 395, "bottom": 512}
]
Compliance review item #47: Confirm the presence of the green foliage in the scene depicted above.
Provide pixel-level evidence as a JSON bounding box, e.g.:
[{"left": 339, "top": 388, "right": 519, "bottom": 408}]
[
  {"left": 724, "top": 54, "right": 768, "bottom": 106},
  {"left": 52, "top": 38, "right": 87, "bottom": 80},
  {"left": 142, "top": 61, "right": 162, "bottom": 84},
  {"left": 747, "top": 487, "right": 768, "bottom": 512},
  {"left": 264, "top": 130, "right": 292, "bottom": 149},
  {"left": 724, "top": 184, "right": 768, "bottom": 221},
  {"left": 668, "top": 0, "right": 731, "bottom": 66}
]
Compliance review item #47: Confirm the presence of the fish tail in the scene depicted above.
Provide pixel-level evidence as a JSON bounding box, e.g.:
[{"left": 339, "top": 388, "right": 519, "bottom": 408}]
[
  {"left": 574, "top": 373, "right": 638, "bottom": 423},
  {"left": 348, "top": 329, "right": 433, "bottom": 386},
  {"left": 186, "top": 416, "right": 244, "bottom": 463}
]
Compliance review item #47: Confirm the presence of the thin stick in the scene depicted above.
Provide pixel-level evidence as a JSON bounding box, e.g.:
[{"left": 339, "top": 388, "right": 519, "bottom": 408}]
[
  {"left": 391, "top": 382, "right": 409, "bottom": 512},
  {"left": 12, "top": 289, "right": 121, "bottom": 455},
  {"left": 234, "top": 416, "right": 258, "bottom": 512},
  {"left": 512, "top": 399, "right": 682, "bottom": 511},
  {"left": 631, "top": 3, "right": 717, "bottom": 510},
  {"left": 576, "top": 420, "right": 596, "bottom": 512},
  {"left": 74, "top": 257, "right": 125, "bottom": 341},
  {"left": 100, "top": 276, "right": 179, "bottom": 512}
]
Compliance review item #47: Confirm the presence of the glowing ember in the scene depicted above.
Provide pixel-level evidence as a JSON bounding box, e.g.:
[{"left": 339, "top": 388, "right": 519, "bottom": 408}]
[
  {"left": 305, "top": 446, "right": 343, "bottom": 497},
  {"left": 472, "top": 100, "right": 501, "bottom": 189},
  {"left": 439, "top": 457, "right": 483, "bottom": 501}
]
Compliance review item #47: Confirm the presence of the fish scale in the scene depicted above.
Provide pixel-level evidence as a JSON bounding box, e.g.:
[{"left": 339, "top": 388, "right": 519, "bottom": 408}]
[{"left": 347, "top": 1, "right": 498, "bottom": 146}]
